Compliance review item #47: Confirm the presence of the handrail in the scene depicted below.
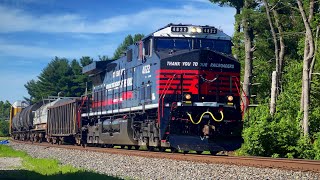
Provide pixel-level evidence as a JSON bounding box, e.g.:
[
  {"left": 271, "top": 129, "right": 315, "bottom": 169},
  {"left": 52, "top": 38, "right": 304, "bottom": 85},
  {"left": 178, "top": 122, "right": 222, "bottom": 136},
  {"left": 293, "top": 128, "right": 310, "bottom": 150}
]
[
  {"left": 232, "top": 76, "right": 249, "bottom": 116},
  {"left": 77, "top": 96, "right": 88, "bottom": 127},
  {"left": 157, "top": 74, "right": 176, "bottom": 124}
]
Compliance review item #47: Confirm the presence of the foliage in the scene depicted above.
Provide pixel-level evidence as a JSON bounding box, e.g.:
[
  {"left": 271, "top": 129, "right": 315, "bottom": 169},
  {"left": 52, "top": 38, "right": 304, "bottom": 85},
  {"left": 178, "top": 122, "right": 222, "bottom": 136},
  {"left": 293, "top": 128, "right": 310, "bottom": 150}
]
[
  {"left": 0, "top": 145, "right": 120, "bottom": 180},
  {"left": 0, "top": 100, "right": 9, "bottom": 137},
  {"left": 0, "top": 100, "right": 11, "bottom": 120},
  {"left": 25, "top": 57, "right": 91, "bottom": 103},
  {"left": 0, "top": 121, "right": 9, "bottom": 137},
  {"left": 113, "top": 34, "right": 144, "bottom": 59},
  {"left": 211, "top": 0, "right": 320, "bottom": 159},
  {"left": 24, "top": 33, "right": 144, "bottom": 102}
]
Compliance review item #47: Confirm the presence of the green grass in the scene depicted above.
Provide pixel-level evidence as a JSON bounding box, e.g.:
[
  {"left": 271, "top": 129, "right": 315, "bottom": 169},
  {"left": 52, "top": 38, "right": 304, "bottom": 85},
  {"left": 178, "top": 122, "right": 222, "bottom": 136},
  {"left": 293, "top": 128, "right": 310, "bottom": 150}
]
[
  {"left": 0, "top": 145, "right": 122, "bottom": 180},
  {"left": 0, "top": 136, "right": 9, "bottom": 141}
]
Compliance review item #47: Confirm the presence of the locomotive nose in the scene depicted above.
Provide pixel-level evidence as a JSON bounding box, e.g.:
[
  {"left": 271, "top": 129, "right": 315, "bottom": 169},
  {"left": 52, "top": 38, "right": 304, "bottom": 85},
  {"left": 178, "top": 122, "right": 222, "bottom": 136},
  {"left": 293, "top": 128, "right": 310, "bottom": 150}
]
[{"left": 158, "top": 49, "right": 240, "bottom": 102}]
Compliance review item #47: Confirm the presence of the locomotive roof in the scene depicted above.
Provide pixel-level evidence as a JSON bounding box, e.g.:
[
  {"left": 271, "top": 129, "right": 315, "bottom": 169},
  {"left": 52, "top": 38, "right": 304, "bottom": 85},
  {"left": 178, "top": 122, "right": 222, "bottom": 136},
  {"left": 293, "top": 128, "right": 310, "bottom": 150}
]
[{"left": 142, "top": 23, "right": 231, "bottom": 41}]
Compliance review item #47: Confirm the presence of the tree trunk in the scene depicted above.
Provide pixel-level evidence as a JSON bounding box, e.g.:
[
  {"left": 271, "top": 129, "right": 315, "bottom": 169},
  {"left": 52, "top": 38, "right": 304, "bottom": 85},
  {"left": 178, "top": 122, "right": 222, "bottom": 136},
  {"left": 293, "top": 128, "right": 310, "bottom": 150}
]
[
  {"left": 309, "top": 25, "right": 319, "bottom": 81},
  {"left": 263, "top": 0, "right": 279, "bottom": 115},
  {"left": 297, "top": 0, "right": 315, "bottom": 136},
  {"left": 272, "top": 9, "right": 285, "bottom": 90},
  {"left": 242, "top": 0, "right": 254, "bottom": 113},
  {"left": 270, "top": 71, "right": 277, "bottom": 115}
]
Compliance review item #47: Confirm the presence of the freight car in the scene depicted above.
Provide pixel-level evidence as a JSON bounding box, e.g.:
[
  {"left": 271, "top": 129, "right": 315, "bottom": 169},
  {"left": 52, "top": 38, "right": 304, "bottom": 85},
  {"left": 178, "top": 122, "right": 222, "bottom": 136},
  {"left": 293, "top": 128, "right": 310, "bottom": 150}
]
[
  {"left": 10, "top": 24, "right": 243, "bottom": 154},
  {"left": 10, "top": 97, "right": 77, "bottom": 142}
]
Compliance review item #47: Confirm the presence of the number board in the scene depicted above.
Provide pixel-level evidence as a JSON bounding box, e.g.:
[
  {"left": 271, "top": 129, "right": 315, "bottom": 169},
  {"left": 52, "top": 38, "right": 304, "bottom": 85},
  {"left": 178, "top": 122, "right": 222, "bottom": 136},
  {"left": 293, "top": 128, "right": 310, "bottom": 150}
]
[
  {"left": 202, "top": 27, "right": 217, "bottom": 34},
  {"left": 171, "top": 26, "right": 189, "bottom": 33}
]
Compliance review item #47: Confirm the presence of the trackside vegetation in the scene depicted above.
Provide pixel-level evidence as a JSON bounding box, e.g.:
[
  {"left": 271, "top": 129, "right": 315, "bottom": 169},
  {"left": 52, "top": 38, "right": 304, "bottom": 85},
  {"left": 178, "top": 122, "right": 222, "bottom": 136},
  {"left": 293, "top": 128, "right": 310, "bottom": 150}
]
[
  {"left": 0, "top": 145, "right": 122, "bottom": 180},
  {"left": 208, "top": 1, "right": 320, "bottom": 159}
]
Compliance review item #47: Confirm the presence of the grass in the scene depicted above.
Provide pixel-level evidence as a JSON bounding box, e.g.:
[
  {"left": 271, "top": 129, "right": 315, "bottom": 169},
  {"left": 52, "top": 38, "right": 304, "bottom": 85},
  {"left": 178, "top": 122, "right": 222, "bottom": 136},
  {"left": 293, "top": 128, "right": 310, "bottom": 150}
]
[
  {"left": 0, "top": 145, "right": 122, "bottom": 180},
  {"left": 0, "top": 136, "right": 9, "bottom": 141}
]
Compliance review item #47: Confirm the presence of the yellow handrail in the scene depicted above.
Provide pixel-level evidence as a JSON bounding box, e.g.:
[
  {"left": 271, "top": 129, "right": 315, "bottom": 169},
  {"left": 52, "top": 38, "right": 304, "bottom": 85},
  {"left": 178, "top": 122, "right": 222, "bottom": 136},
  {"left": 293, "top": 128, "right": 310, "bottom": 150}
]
[{"left": 186, "top": 111, "right": 224, "bottom": 124}]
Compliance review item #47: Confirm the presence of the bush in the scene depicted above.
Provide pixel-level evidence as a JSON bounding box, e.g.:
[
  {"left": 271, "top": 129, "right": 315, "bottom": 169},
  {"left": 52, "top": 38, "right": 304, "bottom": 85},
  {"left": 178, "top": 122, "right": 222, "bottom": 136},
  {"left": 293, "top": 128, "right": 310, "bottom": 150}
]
[
  {"left": 313, "top": 133, "right": 320, "bottom": 160},
  {"left": 0, "top": 120, "right": 9, "bottom": 137}
]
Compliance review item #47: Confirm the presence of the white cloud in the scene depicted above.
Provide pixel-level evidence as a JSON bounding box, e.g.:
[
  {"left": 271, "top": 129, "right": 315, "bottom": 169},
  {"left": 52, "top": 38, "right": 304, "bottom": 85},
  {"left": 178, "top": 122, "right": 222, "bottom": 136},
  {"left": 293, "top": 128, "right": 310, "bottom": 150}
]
[
  {"left": 0, "top": 4, "right": 235, "bottom": 35},
  {"left": 0, "top": 42, "right": 116, "bottom": 59}
]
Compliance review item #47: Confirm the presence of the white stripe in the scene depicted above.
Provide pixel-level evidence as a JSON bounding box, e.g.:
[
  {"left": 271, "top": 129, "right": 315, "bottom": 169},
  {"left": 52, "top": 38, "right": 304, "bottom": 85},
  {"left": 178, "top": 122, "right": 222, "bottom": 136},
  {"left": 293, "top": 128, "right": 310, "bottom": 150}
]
[{"left": 81, "top": 104, "right": 158, "bottom": 117}]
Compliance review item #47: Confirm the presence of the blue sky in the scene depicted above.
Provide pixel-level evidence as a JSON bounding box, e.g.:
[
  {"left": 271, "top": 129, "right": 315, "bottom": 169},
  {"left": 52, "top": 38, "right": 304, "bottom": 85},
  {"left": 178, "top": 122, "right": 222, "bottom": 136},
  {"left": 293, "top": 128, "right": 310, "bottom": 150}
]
[{"left": 0, "top": 0, "right": 235, "bottom": 103}]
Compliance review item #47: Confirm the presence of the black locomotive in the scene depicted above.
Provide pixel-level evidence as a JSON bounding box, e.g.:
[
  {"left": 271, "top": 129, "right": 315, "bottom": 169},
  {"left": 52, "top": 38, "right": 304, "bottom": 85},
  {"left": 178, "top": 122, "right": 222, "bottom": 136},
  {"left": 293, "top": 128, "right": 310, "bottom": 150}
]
[{"left": 10, "top": 24, "right": 243, "bottom": 154}]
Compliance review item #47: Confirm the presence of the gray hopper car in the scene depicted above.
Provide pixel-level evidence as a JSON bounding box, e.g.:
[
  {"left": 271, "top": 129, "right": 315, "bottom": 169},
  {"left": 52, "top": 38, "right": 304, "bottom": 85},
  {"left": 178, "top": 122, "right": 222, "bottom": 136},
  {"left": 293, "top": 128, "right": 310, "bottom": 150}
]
[{"left": 47, "top": 99, "right": 82, "bottom": 144}]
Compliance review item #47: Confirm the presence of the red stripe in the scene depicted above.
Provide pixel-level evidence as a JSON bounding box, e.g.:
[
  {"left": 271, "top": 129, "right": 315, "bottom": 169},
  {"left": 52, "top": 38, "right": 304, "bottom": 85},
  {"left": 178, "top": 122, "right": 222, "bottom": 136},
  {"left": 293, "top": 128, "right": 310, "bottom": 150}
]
[{"left": 92, "top": 91, "right": 133, "bottom": 108}]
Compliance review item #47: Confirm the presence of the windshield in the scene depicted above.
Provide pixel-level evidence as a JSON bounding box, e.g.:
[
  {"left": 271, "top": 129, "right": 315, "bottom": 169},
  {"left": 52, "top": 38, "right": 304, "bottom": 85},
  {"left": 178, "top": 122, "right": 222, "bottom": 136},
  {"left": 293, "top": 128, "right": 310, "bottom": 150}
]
[{"left": 155, "top": 38, "right": 231, "bottom": 54}]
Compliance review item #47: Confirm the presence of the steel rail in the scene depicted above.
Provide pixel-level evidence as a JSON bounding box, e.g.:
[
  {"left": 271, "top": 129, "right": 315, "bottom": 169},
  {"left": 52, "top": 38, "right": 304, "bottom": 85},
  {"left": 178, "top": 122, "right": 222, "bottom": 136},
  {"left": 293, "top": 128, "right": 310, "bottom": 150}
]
[{"left": 11, "top": 140, "right": 320, "bottom": 173}]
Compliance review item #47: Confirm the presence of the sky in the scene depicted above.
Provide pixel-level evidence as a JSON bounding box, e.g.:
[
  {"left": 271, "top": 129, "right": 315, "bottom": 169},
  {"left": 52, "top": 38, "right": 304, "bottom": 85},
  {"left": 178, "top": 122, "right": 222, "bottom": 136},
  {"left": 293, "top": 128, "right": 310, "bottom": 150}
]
[{"left": 0, "top": 0, "right": 236, "bottom": 103}]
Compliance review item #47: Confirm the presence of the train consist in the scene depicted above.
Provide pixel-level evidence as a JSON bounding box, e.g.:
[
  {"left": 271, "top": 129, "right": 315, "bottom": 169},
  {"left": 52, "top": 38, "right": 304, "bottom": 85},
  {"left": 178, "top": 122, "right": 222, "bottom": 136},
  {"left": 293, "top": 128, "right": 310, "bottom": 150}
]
[{"left": 10, "top": 24, "right": 243, "bottom": 154}]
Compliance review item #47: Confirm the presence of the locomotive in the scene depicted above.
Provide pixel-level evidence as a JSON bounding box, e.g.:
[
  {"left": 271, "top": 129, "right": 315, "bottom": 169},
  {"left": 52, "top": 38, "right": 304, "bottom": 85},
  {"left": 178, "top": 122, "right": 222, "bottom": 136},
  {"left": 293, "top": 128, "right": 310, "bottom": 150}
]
[{"left": 10, "top": 24, "right": 243, "bottom": 154}]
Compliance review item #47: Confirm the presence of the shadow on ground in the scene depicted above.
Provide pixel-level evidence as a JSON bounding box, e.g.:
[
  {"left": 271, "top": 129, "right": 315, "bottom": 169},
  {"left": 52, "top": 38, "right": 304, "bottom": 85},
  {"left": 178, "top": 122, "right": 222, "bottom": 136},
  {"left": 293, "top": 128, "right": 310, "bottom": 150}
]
[{"left": 0, "top": 170, "right": 122, "bottom": 180}]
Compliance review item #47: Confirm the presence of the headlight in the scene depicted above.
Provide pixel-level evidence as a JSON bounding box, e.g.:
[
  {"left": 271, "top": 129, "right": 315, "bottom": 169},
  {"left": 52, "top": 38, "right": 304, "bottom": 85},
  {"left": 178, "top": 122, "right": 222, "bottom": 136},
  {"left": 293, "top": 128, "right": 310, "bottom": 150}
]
[
  {"left": 196, "top": 27, "right": 202, "bottom": 33},
  {"left": 185, "top": 94, "right": 192, "bottom": 100},
  {"left": 191, "top": 27, "right": 197, "bottom": 33},
  {"left": 227, "top": 96, "right": 233, "bottom": 101},
  {"left": 191, "top": 27, "right": 202, "bottom": 33}
]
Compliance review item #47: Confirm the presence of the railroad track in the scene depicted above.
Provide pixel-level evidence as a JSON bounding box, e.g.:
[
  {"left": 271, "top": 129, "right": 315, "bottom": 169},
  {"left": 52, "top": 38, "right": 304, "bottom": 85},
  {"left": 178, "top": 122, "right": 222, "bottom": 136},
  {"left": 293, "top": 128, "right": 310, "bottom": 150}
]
[{"left": 11, "top": 140, "right": 320, "bottom": 173}]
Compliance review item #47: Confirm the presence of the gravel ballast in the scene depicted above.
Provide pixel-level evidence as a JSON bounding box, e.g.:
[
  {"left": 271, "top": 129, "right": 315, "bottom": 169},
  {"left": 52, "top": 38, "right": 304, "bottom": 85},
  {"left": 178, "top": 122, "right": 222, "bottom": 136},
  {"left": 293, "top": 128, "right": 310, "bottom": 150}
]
[
  {"left": 8, "top": 142, "right": 320, "bottom": 180},
  {"left": 0, "top": 157, "right": 22, "bottom": 170}
]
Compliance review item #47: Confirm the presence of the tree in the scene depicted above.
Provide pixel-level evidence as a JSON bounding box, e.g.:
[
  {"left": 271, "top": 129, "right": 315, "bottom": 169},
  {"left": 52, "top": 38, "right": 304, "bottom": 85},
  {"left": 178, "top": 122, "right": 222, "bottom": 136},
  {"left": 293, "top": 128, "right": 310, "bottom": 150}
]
[
  {"left": 297, "top": 0, "right": 316, "bottom": 136},
  {"left": 262, "top": 0, "right": 286, "bottom": 115},
  {"left": 133, "top": 34, "right": 145, "bottom": 42},
  {"left": 0, "top": 101, "right": 11, "bottom": 121},
  {"left": 80, "top": 56, "right": 93, "bottom": 67},
  {"left": 241, "top": 0, "right": 257, "bottom": 113},
  {"left": 210, "top": 0, "right": 243, "bottom": 59},
  {"left": 70, "top": 59, "right": 89, "bottom": 97},
  {"left": 0, "top": 121, "right": 9, "bottom": 136},
  {"left": 98, "top": 55, "right": 112, "bottom": 61},
  {"left": 113, "top": 34, "right": 144, "bottom": 59},
  {"left": 209, "top": 0, "right": 256, "bottom": 113},
  {"left": 25, "top": 57, "right": 91, "bottom": 102}
]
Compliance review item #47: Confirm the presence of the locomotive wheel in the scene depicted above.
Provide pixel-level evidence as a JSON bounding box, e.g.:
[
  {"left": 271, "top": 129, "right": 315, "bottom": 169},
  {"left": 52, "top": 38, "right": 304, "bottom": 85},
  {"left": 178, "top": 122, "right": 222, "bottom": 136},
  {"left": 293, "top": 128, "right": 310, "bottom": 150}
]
[
  {"left": 210, "top": 151, "right": 218, "bottom": 155},
  {"left": 120, "top": 145, "right": 125, "bottom": 149},
  {"left": 183, "top": 151, "right": 188, "bottom": 154},
  {"left": 147, "top": 146, "right": 154, "bottom": 151},
  {"left": 171, "top": 148, "right": 178, "bottom": 153},
  {"left": 196, "top": 151, "right": 203, "bottom": 155},
  {"left": 134, "top": 145, "right": 140, "bottom": 150},
  {"left": 127, "top": 145, "right": 132, "bottom": 150},
  {"left": 159, "top": 147, "right": 166, "bottom": 152}
]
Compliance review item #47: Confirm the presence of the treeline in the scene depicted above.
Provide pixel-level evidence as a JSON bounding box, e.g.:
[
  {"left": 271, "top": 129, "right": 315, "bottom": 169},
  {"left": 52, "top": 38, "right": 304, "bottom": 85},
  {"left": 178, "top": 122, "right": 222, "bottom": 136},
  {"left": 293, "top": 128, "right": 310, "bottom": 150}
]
[
  {"left": 0, "top": 101, "right": 11, "bottom": 120},
  {"left": 209, "top": 0, "right": 320, "bottom": 159},
  {"left": 25, "top": 34, "right": 144, "bottom": 103},
  {"left": 0, "top": 101, "right": 10, "bottom": 136},
  {"left": 24, "top": 56, "right": 93, "bottom": 103}
]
